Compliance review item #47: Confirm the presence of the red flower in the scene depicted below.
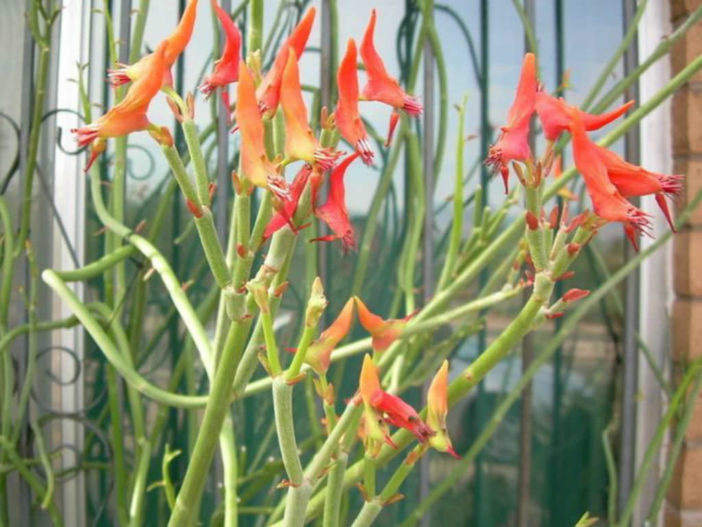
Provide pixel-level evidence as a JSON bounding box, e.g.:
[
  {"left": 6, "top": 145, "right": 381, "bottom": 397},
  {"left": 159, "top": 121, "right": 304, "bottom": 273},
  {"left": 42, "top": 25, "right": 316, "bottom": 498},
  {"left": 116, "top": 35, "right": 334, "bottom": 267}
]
[
  {"left": 486, "top": 53, "right": 537, "bottom": 193},
  {"left": 108, "top": 0, "right": 198, "bottom": 88},
  {"left": 358, "top": 355, "right": 432, "bottom": 456},
  {"left": 199, "top": 0, "right": 242, "bottom": 114},
  {"left": 73, "top": 43, "right": 168, "bottom": 171},
  {"left": 311, "top": 153, "right": 360, "bottom": 250},
  {"left": 257, "top": 8, "right": 316, "bottom": 116},
  {"left": 359, "top": 9, "right": 422, "bottom": 145},
  {"left": 354, "top": 297, "right": 413, "bottom": 353},
  {"left": 593, "top": 145, "right": 682, "bottom": 231},
  {"left": 264, "top": 164, "right": 314, "bottom": 239},
  {"left": 280, "top": 50, "right": 340, "bottom": 170},
  {"left": 335, "top": 39, "right": 374, "bottom": 165},
  {"left": 305, "top": 298, "right": 355, "bottom": 374},
  {"left": 535, "top": 92, "right": 634, "bottom": 141},
  {"left": 570, "top": 112, "right": 650, "bottom": 249},
  {"left": 236, "top": 61, "right": 287, "bottom": 197},
  {"left": 427, "top": 360, "right": 459, "bottom": 458}
]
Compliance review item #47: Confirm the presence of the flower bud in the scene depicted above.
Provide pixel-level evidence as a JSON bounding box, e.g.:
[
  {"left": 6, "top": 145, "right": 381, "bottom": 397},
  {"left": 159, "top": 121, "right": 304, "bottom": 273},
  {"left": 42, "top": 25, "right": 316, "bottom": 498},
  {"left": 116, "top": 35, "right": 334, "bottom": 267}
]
[
  {"left": 525, "top": 210, "right": 539, "bottom": 231},
  {"left": 563, "top": 288, "right": 589, "bottom": 302},
  {"left": 305, "top": 277, "right": 328, "bottom": 328}
]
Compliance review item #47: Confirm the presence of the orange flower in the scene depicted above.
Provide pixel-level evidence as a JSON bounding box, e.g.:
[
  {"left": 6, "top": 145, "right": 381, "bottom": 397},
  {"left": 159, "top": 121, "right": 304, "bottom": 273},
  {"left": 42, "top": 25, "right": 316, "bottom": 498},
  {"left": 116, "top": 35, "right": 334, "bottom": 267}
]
[
  {"left": 359, "top": 9, "right": 422, "bottom": 145},
  {"left": 305, "top": 298, "right": 355, "bottom": 374},
  {"left": 280, "top": 50, "right": 340, "bottom": 170},
  {"left": 485, "top": 52, "right": 537, "bottom": 193},
  {"left": 73, "top": 43, "right": 168, "bottom": 171},
  {"left": 335, "top": 39, "right": 373, "bottom": 165},
  {"left": 236, "top": 61, "right": 287, "bottom": 197},
  {"left": 570, "top": 111, "right": 650, "bottom": 249},
  {"left": 108, "top": 0, "right": 198, "bottom": 88},
  {"left": 427, "top": 361, "right": 459, "bottom": 458},
  {"left": 593, "top": 146, "right": 682, "bottom": 231},
  {"left": 199, "top": 0, "right": 242, "bottom": 113},
  {"left": 257, "top": 8, "right": 316, "bottom": 116},
  {"left": 535, "top": 92, "right": 634, "bottom": 141},
  {"left": 354, "top": 297, "right": 412, "bottom": 353},
  {"left": 358, "top": 355, "right": 432, "bottom": 455},
  {"left": 312, "top": 153, "right": 360, "bottom": 250}
]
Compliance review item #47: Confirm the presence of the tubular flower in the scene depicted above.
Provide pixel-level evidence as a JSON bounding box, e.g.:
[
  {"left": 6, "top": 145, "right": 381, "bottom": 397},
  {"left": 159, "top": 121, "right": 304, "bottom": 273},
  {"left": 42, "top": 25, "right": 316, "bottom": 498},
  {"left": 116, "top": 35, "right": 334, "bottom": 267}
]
[
  {"left": 358, "top": 355, "right": 432, "bottom": 456},
  {"left": 535, "top": 92, "right": 634, "bottom": 142},
  {"left": 312, "top": 153, "right": 360, "bottom": 250},
  {"left": 73, "top": 43, "right": 168, "bottom": 171},
  {"left": 427, "top": 361, "right": 459, "bottom": 458},
  {"left": 199, "top": 0, "right": 242, "bottom": 112},
  {"left": 486, "top": 52, "right": 537, "bottom": 193},
  {"left": 570, "top": 112, "right": 651, "bottom": 249},
  {"left": 236, "top": 61, "right": 288, "bottom": 197},
  {"left": 280, "top": 50, "right": 340, "bottom": 170},
  {"left": 359, "top": 9, "right": 422, "bottom": 145},
  {"left": 335, "top": 39, "right": 374, "bottom": 165},
  {"left": 354, "top": 297, "right": 413, "bottom": 353},
  {"left": 256, "top": 8, "right": 316, "bottom": 116},
  {"left": 264, "top": 164, "right": 313, "bottom": 239},
  {"left": 305, "top": 298, "right": 355, "bottom": 374},
  {"left": 108, "top": 0, "right": 198, "bottom": 88},
  {"left": 593, "top": 146, "right": 682, "bottom": 231}
]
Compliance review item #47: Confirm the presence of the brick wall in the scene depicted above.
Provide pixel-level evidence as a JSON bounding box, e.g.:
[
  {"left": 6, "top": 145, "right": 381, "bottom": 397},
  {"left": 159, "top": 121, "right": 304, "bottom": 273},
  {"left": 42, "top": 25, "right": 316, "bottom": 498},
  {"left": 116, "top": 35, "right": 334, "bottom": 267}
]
[{"left": 668, "top": 0, "right": 702, "bottom": 526}]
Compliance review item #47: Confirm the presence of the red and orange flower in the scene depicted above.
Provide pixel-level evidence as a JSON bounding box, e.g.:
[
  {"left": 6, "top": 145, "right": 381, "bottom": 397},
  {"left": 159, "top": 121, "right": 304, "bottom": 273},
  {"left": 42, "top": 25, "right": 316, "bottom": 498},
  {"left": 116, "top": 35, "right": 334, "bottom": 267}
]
[
  {"left": 199, "top": 0, "right": 242, "bottom": 114},
  {"left": 108, "top": 0, "right": 198, "bottom": 88}
]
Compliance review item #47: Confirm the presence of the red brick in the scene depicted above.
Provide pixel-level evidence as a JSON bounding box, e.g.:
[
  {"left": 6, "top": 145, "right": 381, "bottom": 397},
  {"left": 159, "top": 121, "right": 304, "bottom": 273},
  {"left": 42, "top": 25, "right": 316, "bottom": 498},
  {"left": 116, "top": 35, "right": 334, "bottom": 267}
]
[
  {"left": 669, "top": 444, "right": 702, "bottom": 508},
  {"left": 674, "top": 230, "right": 702, "bottom": 296},
  {"left": 673, "top": 84, "right": 702, "bottom": 156},
  {"left": 675, "top": 158, "right": 702, "bottom": 227},
  {"left": 671, "top": 20, "right": 702, "bottom": 83},
  {"left": 671, "top": 0, "right": 702, "bottom": 22},
  {"left": 673, "top": 299, "right": 702, "bottom": 360}
]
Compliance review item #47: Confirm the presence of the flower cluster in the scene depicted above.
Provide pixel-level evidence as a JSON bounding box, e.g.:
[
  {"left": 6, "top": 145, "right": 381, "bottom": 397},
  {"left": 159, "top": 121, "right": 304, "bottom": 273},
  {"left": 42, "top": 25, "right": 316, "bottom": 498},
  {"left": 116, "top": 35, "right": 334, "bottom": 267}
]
[
  {"left": 298, "top": 295, "right": 457, "bottom": 459},
  {"left": 73, "top": 4, "right": 423, "bottom": 253},
  {"left": 487, "top": 52, "right": 682, "bottom": 249}
]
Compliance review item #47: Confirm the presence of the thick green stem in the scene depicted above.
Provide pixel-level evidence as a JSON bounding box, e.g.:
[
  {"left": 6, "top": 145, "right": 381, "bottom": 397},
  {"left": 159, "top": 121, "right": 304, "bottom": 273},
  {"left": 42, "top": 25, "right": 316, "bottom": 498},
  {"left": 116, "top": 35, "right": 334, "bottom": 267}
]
[
  {"left": 182, "top": 119, "right": 211, "bottom": 205},
  {"left": 350, "top": 501, "right": 382, "bottom": 527}
]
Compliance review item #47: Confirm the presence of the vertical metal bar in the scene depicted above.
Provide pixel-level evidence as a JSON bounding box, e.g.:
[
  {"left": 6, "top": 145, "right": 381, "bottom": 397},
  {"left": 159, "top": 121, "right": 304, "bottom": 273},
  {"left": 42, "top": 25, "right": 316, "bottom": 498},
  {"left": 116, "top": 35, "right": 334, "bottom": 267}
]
[
  {"left": 52, "top": 0, "right": 91, "bottom": 524},
  {"left": 516, "top": 3, "right": 536, "bottom": 526},
  {"left": 474, "top": 1, "right": 490, "bottom": 524},
  {"left": 618, "top": 0, "right": 641, "bottom": 522},
  {"left": 549, "top": 1, "right": 565, "bottom": 525},
  {"left": 418, "top": 1, "right": 436, "bottom": 524},
  {"left": 216, "top": 0, "right": 232, "bottom": 240}
]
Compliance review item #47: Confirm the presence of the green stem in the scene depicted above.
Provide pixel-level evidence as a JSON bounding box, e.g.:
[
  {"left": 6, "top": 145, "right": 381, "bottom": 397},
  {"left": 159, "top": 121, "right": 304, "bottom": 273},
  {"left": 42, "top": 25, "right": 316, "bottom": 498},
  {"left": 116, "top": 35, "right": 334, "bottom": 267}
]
[
  {"left": 220, "top": 415, "right": 239, "bottom": 527},
  {"left": 618, "top": 360, "right": 702, "bottom": 527},
  {"left": 41, "top": 270, "right": 208, "bottom": 408},
  {"left": 87, "top": 167, "right": 214, "bottom": 374},
  {"left": 437, "top": 96, "right": 467, "bottom": 290},
  {"left": 248, "top": 0, "right": 264, "bottom": 52},
  {"left": 286, "top": 325, "right": 315, "bottom": 380},
  {"left": 129, "top": 0, "right": 150, "bottom": 63},
  {"left": 182, "top": 118, "right": 212, "bottom": 204},
  {"left": 580, "top": 0, "right": 648, "bottom": 111},
  {"left": 646, "top": 361, "right": 702, "bottom": 522},
  {"left": 16, "top": 42, "right": 51, "bottom": 255},
  {"left": 350, "top": 501, "right": 382, "bottom": 527},
  {"left": 106, "top": 365, "right": 130, "bottom": 524}
]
